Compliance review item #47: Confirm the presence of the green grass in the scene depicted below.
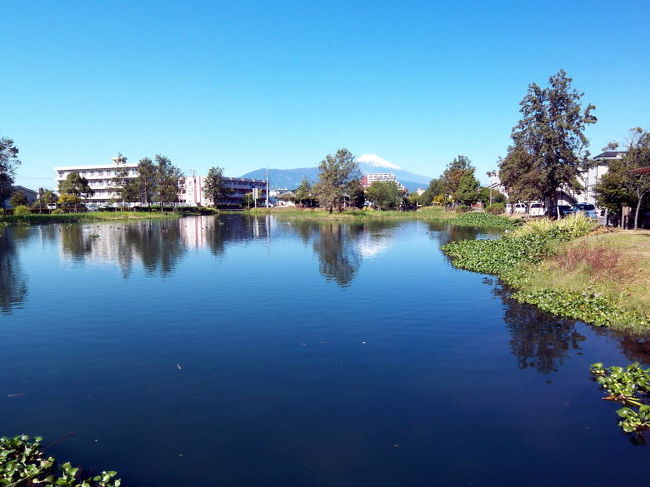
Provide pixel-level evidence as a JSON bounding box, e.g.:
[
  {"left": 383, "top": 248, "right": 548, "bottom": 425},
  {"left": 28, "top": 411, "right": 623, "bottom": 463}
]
[
  {"left": 443, "top": 215, "right": 650, "bottom": 332},
  {"left": 0, "top": 211, "right": 181, "bottom": 225},
  {"left": 244, "top": 206, "right": 518, "bottom": 229}
]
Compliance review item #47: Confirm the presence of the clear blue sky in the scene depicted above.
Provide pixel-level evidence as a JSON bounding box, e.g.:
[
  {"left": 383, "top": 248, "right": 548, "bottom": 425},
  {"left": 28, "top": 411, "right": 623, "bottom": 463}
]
[{"left": 2, "top": 0, "right": 649, "bottom": 189}]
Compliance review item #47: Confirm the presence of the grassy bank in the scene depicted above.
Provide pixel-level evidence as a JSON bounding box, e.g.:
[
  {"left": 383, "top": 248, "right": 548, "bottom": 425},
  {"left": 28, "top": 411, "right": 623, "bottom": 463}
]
[
  {"left": 0, "top": 211, "right": 182, "bottom": 225},
  {"left": 245, "top": 207, "right": 519, "bottom": 229},
  {"left": 443, "top": 215, "right": 650, "bottom": 331}
]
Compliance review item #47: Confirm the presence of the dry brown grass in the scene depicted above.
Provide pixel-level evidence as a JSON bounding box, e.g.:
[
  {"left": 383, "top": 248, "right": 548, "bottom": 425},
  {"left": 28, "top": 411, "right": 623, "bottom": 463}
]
[{"left": 555, "top": 244, "right": 639, "bottom": 282}]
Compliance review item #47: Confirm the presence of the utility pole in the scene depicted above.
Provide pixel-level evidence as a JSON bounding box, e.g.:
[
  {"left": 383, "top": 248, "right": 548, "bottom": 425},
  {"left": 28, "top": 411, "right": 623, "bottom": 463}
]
[{"left": 265, "top": 167, "right": 269, "bottom": 208}]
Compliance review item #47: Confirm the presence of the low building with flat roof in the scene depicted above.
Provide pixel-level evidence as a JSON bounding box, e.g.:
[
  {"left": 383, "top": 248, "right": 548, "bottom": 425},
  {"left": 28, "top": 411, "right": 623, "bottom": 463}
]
[{"left": 181, "top": 175, "right": 267, "bottom": 207}]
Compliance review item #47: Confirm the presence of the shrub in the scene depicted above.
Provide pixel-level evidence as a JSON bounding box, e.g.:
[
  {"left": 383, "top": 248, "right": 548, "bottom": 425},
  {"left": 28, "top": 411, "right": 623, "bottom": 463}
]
[
  {"left": 52, "top": 208, "right": 65, "bottom": 215},
  {"left": 512, "top": 213, "right": 597, "bottom": 239},
  {"left": 454, "top": 205, "right": 471, "bottom": 213},
  {"left": 13, "top": 205, "right": 31, "bottom": 216},
  {"left": 485, "top": 202, "right": 505, "bottom": 214}
]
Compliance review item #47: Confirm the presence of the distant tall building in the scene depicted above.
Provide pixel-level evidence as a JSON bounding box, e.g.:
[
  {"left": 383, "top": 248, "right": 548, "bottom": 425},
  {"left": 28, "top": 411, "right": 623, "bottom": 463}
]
[{"left": 361, "top": 172, "right": 396, "bottom": 188}]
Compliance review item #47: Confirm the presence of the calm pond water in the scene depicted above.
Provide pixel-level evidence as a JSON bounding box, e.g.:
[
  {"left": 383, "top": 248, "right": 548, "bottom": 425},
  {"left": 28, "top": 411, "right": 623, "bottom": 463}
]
[{"left": 1, "top": 215, "right": 649, "bottom": 486}]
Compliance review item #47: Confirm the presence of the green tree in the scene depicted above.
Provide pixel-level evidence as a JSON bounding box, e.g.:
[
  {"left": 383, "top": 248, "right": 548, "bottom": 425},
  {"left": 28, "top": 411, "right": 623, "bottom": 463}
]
[
  {"left": 122, "top": 179, "right": 141, "bottom": 208},
  {"left": 242, "top": 192, "right": 255, "bottom": 209},
  {"left": 134, "top": 157, "right": 157, "bottom": 206},
  {"left": 9, "top": 190, "right": 28, "bottom": 208},
  {"left": 58, "top": 172, "right": 94, "bottom": 212},
  {"left": 499, "top": 69, "right": 597, "bottom": 216},
  {"left": 595, "top": 128, "right": 650, "bottom": 229},
  {"left": 0, "top": 137, "right": 21, "bottom": 215},
  {"left": 203, "top": 166, "right": 228, "bottom": 207},
  {"left": 154, "top": 154, "right": 184, "bottom": 211},
  {"left": 42, "top": 190, "right": 58, "bottom": 205},
  {"left": 294, "top": 178, "right": 313, "bottom": 207},
  {"left": 314, "top": 148, "right": 361, "bottom": 213},
  {"left": 111, "top": 153, "right": 130, "bottom": 209},
  {"left": 420, "top": 177, "right": 445, "bottom": 206},
  {"left": 57, "top": 193, "right": 81, "bottom": 212},
  {"left": 347, "top": 179, "right": 365, "bottom": 209},
  {"left": 442, "top": 155, "right": 474, "bottom": 204},
  {"left": 366, "top": 181, "right": 403, "bottom": 210},
  {"left": 477, "top": 186, "right": 506, "bottom": 206},
  {"left": 453, "top": 171, "right": 480, "bottom": 205}
]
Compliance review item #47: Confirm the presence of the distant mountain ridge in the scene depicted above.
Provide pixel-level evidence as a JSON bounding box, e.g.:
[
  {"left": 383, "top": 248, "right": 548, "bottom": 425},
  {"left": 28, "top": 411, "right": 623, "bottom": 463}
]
[{"left": 241, "top": 155, "right": 431, "bottom": 191}]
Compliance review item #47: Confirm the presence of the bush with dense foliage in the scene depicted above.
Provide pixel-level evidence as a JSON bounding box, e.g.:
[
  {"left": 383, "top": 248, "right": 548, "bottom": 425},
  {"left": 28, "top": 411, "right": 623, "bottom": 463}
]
[
  {"left": 485, "top": 202, "right": 505, "bottom": 214},
  {"left": 0, "top": 435, "right": 121, "bottom": 486},
  {"left": 13, "top": 205, "right": 30, "bottom": 216}
]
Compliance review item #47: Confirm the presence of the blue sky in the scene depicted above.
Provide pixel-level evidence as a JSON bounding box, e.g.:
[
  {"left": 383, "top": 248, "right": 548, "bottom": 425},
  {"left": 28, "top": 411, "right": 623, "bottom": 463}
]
[{"left": 2, "top": 0, "right": 649, "bottom": 189}]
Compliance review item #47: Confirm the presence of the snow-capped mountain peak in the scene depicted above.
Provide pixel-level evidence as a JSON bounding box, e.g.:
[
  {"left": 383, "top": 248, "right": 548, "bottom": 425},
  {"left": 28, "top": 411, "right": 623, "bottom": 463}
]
[{"left": 357, "top": 154, "right": 401, "bottom": 170}]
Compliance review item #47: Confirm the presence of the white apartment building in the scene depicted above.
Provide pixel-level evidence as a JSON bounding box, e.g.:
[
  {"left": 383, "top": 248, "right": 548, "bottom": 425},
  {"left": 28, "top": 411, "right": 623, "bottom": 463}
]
[
  {"left": 575, "top": 151, "right": 624, "bottom": 206},
  {"left": 54, "top": 158, "right": 138, "bottom": 206},
  {"left": 362, "top": 172, "right": 396, "bottom": 188},
  {"left": 181, "top": 175, "right": 267, "bottom": 207},
  {"left": 490, "top": 150, "right": 626, "bottom": 207}
]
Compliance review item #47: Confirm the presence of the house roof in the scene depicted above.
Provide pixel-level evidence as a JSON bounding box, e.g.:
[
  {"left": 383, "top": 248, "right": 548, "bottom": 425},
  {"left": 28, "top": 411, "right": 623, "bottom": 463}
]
[
  {"left": 594, "top": 151, "right": 626, "bottom": 160},
  {"left": 12, "top": 185, "right": 37, "bottom": 196}
]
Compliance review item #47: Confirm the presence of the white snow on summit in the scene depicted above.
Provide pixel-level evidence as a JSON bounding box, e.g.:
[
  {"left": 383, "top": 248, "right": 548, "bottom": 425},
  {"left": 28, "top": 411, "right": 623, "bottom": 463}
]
[{"left": 357, "top": 154, "right": 401, "bottom": 170}]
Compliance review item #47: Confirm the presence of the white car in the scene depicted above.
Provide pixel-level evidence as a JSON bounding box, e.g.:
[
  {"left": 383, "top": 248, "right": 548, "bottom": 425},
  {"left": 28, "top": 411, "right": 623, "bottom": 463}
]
[
  {"left": 529, "top": 202, "right": 545, "bottom": 217},
  {"left": 513, "top": 203, "right": 527, "bottom": 214}
]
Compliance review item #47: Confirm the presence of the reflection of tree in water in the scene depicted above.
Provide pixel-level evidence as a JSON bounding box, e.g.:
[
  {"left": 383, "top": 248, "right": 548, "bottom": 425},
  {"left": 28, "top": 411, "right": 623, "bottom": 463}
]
[
  {"left": 290, "top": 220, "right": 402, "bottom": 287},
  {"left": 204, "top": 215, "right": 271, "bottom": 256},
  {"left": 125, "top": 221, "right": 185, "bottom": 277},
  {"left": 618, "top": 336, "right": 650, "bottom": 366},
  {"left": 0, "top": 226, "right": 29, "bottom": 314},
  {"left": 312, "top": 223, "right": 363, "bottom": 287},
  {"left": 59, "top": 221, "right": 186, "bottom": 277},
  {"left": 429, "top": 221, "right": 495, "bottom": 249},
  {"left": 587, "top": 327, "right": 650, "bottom": 367},
  {"left": 494, "top": 284, "right": 586, "bottom": 374}
]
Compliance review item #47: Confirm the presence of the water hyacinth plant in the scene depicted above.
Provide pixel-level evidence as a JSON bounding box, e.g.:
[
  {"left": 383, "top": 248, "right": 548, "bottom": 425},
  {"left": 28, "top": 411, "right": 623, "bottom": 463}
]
[
  {"left": 590, "top": 363, "right": 650, "bottom": 435},
  {"left": 442, "top": 214, "right": 650, "bottom": 330},
  {"left": 0, "top": 435, "right": 121, "bottom": 486}
]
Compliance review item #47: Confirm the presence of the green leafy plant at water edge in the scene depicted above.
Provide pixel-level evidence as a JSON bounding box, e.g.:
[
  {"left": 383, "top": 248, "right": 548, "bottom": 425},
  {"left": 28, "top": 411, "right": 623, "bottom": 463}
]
[
  {"left": 512, "top": 288, "right": 650, "bottom": 328},
  {"left": 590, "top": 363, "right": 650, "bottom": 434},
  {"left": 0, "top": 435, "right": 121, "bottom": 486},
  {"left": 440, "top": 214, "right": 650, "bottom": 329},
  {"left": 446, "top": 211, "right": 519, "bottom": 229}
]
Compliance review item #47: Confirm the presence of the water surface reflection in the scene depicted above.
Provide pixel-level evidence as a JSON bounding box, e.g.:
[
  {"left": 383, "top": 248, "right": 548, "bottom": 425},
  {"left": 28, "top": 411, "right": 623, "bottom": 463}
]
[{"left": 2, "top": 215, "right": 650, "bottom": 486}]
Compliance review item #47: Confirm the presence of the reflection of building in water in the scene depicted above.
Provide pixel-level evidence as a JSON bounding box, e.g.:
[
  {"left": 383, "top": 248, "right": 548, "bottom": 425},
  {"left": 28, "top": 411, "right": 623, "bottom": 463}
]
[
  {"left": 58, "top": 221, "right": 186, "bottom": 277},
  {"left": 180, "top": 216, "right": 217, "bottom": 249},
  {"left": 0, "top": 226, "right": 28, "bottom": 314},
  {"left": 56, "top": 216, "right": 275, "bottom": 276}
]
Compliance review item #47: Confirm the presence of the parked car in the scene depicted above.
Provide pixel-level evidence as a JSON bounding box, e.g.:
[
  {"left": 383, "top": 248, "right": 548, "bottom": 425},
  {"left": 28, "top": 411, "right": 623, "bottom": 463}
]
[
  {"left": 513, "top": 202, "right": 527, "bottom": 214},
  {"left": 528, "top": 202, "right": 545, "bottom": 217},
  {"left": 546, "top": 205, "right": 572, "bottom": 218},
  {"left": 571, "top": 203, "right": 598, "bottom": 219}
]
